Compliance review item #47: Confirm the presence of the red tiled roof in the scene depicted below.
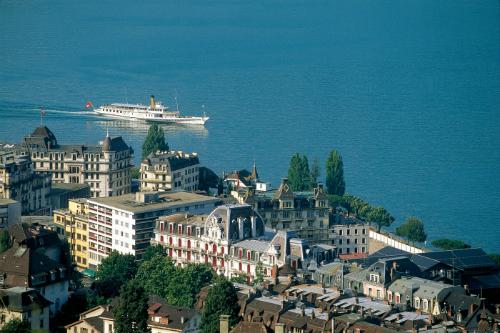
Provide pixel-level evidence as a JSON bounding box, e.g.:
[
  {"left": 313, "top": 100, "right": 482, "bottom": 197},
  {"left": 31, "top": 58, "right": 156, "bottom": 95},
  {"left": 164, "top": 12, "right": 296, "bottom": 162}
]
[{"left": 339, "top": 253, "right": 368, "bottom": 260}]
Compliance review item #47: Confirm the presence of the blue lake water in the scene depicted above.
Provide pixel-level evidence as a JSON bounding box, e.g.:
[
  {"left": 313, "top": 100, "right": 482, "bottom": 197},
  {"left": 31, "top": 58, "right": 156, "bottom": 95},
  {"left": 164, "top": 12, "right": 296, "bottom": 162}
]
[{"left": 0, "top": 0, "right": 498, "bottom": 251}]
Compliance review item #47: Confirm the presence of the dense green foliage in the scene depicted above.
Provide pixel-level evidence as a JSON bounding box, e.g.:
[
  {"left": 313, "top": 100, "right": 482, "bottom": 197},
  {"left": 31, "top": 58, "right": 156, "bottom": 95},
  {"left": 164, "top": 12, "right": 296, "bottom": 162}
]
[
  {"left": 142, "top": 123, "right": 169, "bottom": 159},
  {"left": 489, "top": 253, "right": 500, "bottom": 264},
  {"left": 0, "top": 230, "right": 11, "bottom": 253},
  {"left": 366, "top": 206, "right": 394, "bottom": 232},
  {"left": 309, "top": 158, "right": 320, "bottom": 189},
  {"left": 135, "top": 254, "right": 215, "bottom": 308},
  {"left": 287, "top": 153, "right": 311, "bottom": 191},
  {"left": 130, "top": 167, "right": 140, "bottom": 179},
  {"left": 142, "top": 244, "right": 165, "bottom": 261},
  {"left": 254, "top": 261, "right": 264, "bottom": 286},
  {"left": 95, "top": 251, "right": 138, "bottom": 297},
  {"left": 200, "top": 278, "right": 240, "bottom": 333},
  {"left": 114, "top": 280, "right": 151, "bottom": 333},
  {"left": 396, "top": 217, "right": 427, "bottom": 244},
  {"left": 230, "top": 275, "right": 248, "bottom": 284},
  {"left": 325, "top": 150, "right": 345, "bottom": 196},
  {"left": 0, "top": 319, "right": 30, "bottom": 333},
  {"left": 53, "top": 293, "right": 89, "bottom": 329},
  {"left": 198, "top": 166, "right": 220, "bottom": 193},
  {"left": 431, "top": 238, "right": 471, "bottom": 250}
]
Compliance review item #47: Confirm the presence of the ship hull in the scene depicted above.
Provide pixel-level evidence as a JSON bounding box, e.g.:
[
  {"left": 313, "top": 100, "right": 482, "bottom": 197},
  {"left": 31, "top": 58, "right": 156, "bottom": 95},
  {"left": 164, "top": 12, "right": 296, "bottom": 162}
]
[{"left": 93, "top": 110, "right": 208, "bottom": 125}]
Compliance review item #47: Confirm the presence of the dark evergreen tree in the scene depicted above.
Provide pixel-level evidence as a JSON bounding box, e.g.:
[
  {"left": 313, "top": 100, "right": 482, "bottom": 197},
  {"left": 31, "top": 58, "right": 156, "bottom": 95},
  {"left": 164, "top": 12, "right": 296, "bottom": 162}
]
[
  {"left": 396, "top": 217, "right": 427, "bottom": 244},
  {"left": 310, "top": 157, "right": 320, "bottom": 189},
  {"left": 325, "top": 150, "right": 345, "bottom": 196},
  {"left": 200, "top": 278, "right": 240, "bottom": 333},
  {"left": 113, "top": 280, "right": 151, "bottom": 333},
  {"left": 95, "top": 251, "right": 138, "bottom": 297},
  {"left": 287, "top": 153, "right": 310, "bottom": 191},
  {"left": 142, "top": 123, "right": 169, "bottom": 159}
]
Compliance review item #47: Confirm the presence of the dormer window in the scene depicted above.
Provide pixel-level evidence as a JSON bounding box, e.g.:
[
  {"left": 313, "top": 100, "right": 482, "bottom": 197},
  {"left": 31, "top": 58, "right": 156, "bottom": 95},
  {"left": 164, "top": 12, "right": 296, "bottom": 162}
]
[{"left": 369, "top": 274, "right": 379, "bottom": 283}]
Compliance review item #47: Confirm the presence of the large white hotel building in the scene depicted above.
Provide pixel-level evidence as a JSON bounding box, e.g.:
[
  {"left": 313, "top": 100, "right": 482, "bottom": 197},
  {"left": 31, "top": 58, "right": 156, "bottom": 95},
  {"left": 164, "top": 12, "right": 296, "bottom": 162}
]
[{"left": 86, "top": 191, "right": 221, "bottom": 268}]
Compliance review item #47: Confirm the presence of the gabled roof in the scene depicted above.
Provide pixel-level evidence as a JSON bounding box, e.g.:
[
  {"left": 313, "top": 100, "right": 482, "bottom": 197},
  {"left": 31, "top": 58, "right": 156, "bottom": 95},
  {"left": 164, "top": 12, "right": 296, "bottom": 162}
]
[{"left": 419, "top": 248, "right": 496, "bottom": 270}]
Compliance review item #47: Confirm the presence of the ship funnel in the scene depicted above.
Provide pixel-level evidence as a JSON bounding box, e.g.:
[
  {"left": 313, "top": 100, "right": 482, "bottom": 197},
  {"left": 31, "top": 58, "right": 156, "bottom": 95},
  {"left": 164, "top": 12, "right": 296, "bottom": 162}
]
[{"left": 150, "top": 95, "right": 155, "bottom": 108}]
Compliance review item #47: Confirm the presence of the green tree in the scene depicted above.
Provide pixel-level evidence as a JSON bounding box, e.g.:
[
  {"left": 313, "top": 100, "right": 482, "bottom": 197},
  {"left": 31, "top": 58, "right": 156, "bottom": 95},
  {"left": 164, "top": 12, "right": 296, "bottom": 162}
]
[
  {"left": 310, "top": 158, "right": 320, "bottom": 189},
  {"left": 488, "top": 253, "right": 500, "bottom": 265},
  {"left": 142, "top": 123, "right": 169, "bottom": 159},
  {"left": 135, "top": 255, "right": 214, "bottom": 308},
  {"left": 325, "top": 150, "right": 345, "bottom": 196},
  {"left": 143, "top": 244, "right": 166, "bottom": 261},
  {"left": 95, "top": 251, "right": 138, "bottom": 297},
  {"left": 396, "top": 217, "right": 427, "bottom": 244},
  {"left": 113, "top": 280, "right": 151, "bottom": 333},
  {"left": 254, "top": 261, "right": 264, "bottom": 286},
  {"left": 0, "top": 230, "right": 11, "bottom": 253},
  {"left": 130, "top": 167, "right": 140, "bottom": 179},
  {"left": 0, "top": 319, "right": 30, "bottom": 333},
  {"left": 200, "top": 278, "right": 240, "bottom": 333},
  {"left": 431, "top": 238, "right": 471, "bottom": 250},
  {"left": 287, "top": 153, "right": 311, "bottom": 191},
  {"left": 367, "top": 206, "right": 394, "bottom": 232}
]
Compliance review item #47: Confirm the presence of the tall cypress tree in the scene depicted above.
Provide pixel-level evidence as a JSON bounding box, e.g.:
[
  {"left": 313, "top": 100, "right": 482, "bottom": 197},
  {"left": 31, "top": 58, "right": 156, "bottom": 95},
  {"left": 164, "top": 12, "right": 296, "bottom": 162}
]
[
  {"left": 325, "top": 150, "right": 345, "bottom": 196},
  {"left": 113, "top": 280, "right": 150, "bottom": 333},
  {"left": 287, "top": 153, "right": 310, "bottom": 191},
  {"left": 310, "top": 157, "right": 320, "bottom": 189},
  {"left": 142, "top": 123, "right": 169, "bottom": 159}
]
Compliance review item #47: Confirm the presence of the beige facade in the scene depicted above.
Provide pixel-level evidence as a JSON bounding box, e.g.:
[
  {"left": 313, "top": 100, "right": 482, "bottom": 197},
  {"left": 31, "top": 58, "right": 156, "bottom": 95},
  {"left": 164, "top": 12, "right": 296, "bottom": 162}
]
[
  {"left": 140, "top": 151, "right": 200, "bottom": 192},
  {"left": 0, "top": 153, "right": 51, "bottom": 214},
  {"left": 54, "top": 199, "right": 90, "bottom": 269},
  {"left": 235, "top": 179, "right": 330, "bottom": 244},
  {"left": 24, "top": 126, "right": 133, "bottom": 198},
  {"left": 0, "top": 287, "right": 51, "bottom": 331}
]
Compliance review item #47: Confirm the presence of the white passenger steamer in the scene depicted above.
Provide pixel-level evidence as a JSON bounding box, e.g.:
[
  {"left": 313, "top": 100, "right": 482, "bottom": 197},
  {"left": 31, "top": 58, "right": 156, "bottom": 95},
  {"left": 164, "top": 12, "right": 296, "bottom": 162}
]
[{"left": 93, "top": 95, "right": 209, "bottom": 125}]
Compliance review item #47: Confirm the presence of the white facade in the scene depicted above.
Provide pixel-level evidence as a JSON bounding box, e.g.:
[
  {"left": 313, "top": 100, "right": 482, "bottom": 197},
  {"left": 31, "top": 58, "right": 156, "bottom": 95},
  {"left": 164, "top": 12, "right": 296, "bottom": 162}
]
[
  {"left": 0, "top": 199, "right": 21, "bottom": 230},
  {"left": 87, "top": 191, "right": 221, "bottom": 268}
]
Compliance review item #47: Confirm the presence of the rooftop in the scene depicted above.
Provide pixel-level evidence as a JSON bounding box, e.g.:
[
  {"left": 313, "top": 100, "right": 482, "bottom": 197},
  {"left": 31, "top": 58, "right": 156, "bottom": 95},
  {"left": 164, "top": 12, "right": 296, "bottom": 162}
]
[{"left": 88, "top": 191, "right": 219, "bottom": 213}]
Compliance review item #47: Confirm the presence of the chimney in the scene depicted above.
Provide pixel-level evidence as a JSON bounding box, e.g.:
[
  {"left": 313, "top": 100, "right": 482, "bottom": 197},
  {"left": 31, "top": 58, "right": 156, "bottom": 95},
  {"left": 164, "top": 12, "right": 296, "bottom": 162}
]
[
  {"left": 220, "top": 315, "right": 230, "bottom": 333},
  {"left": 275, "top": 323, "right": 285, "bottom": 333},
  {"left": 150, "top": 95, "right": 156, "bottom": 108},
  {"left": 469, "top": 303, "right": 476, "bottom": 315}
]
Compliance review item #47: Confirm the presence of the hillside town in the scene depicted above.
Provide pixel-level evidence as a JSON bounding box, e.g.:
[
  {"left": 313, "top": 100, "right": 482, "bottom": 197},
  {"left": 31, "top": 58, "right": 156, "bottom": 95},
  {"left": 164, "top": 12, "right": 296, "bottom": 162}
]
[{"left": 0, "top": 125, "right": 499, "bottom": 333}]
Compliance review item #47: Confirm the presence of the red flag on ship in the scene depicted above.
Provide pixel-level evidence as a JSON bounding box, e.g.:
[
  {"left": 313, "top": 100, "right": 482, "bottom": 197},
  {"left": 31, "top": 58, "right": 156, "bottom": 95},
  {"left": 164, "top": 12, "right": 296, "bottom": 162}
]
[{"left": 85, "top": 101, "right": 94, "bottom": 109}]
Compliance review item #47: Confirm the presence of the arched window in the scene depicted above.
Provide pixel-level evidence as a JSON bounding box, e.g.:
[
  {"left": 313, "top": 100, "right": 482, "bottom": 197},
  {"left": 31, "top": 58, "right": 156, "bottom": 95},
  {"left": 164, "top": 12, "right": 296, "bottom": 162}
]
[
  {"left": 221, "top": 246, "right": 224, "bottom": 255},
  {"left": 247, "top": 251, "right": 251, "bottom": 260},
  {"left": 187, "top": 240, "right": 191, "bottom": 249},
  {"left": 169, "top": 224, "right": 173, "bottom": 234},
  {"left": 169, "top": 237, "right": 173, "bottom": 245},
  {"left": 213, "top": 244, "right": 217, "bottom": 253},
  {"left": 178, "top": 238, "right": 182, "bottom": 247}
]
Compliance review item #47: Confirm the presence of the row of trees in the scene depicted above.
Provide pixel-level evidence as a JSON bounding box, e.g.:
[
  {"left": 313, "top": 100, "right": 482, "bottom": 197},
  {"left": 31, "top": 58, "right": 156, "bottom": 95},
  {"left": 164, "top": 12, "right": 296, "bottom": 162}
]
[
  {"left": 287, "top": 149, "right": 345, "bottom": 195},
  {"left": 87, "top": 246, "right": 240, "bottom": 333}
]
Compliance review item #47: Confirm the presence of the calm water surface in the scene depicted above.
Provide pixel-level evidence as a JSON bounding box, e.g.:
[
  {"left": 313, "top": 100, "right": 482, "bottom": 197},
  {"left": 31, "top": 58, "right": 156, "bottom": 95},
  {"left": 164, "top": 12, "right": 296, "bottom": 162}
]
[{"left": 0, "top": 0, "right": 499, "bottom": 251}]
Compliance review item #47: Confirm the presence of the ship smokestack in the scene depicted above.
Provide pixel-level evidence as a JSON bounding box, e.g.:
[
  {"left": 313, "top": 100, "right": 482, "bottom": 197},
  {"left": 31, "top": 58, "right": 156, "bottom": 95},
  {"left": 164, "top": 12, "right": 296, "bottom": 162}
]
[{"left": 150, "top": 95, "right": 155, "bottom": 108}]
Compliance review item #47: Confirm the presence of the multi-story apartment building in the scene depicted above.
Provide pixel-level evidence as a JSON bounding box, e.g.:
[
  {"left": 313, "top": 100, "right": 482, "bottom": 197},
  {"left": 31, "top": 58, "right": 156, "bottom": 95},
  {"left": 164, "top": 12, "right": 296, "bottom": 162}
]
[
  {"left": 152, "top": 204, "right": 336, "bottom": 283},
  {"left": 235, "top": 179, "right": 330, "bottom": 244},
  {"left": 331, "top": 222, "right": 369, "bottom": 256},
  {"left": 23, "top": 126, "right": 133, "bottom": 198},
  {"left": 0, "top": 198, "right": 21, "bottom": 230},
  {"left": 86, "top": 191, "right": 221, "bottom": 268},
  {"left": 53, "top": 199, "right": 90, "bottom": 270},
  {"left": 140, "top": 150, "right": 200, "bottom": 192},
  {"left": 0, "top": 152, "right": 52, "bottom": 214}
]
